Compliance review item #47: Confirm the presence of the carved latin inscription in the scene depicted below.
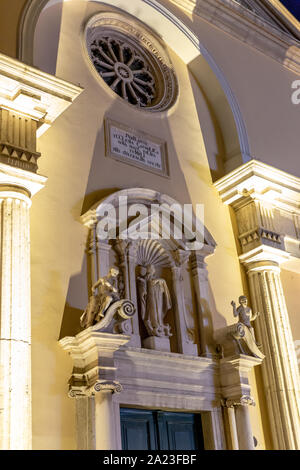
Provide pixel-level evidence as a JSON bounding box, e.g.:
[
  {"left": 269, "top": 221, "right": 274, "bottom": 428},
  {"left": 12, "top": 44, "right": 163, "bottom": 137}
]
[{"left": 105, "top": 119, "right": 168, "bottom": 176}]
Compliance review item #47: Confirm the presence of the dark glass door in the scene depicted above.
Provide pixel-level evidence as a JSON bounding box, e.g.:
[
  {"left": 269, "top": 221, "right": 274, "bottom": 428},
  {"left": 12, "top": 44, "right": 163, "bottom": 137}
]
[{"left": 120, "top": 408, "right": 204, "bottom": 450}]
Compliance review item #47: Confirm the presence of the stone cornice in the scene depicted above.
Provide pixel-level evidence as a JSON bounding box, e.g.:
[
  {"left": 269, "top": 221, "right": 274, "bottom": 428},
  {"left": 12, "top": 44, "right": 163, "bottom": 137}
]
[
  {"left": 0, "top": 53, "right": 83, "bottom": 137},
  {"left": 214, "top": 160, "right": 300, "bottom": 214},
  {"left": 239, "top": 245, "right": 291, "bottom": 266},
  {"left": 215, "top": 161, "right": 300, "bottom": 269},
  {"left": 264, "top": 0, "right": 300, "bottom": 40},
  {"left": 0, "top": 162, "right": 47, "bottom": 197},
  {"left": 167, "top": 0, "right": 300, "bottom": 73},
  {"left": 219, "top": 354, "right": 262, "bottom": 403}
]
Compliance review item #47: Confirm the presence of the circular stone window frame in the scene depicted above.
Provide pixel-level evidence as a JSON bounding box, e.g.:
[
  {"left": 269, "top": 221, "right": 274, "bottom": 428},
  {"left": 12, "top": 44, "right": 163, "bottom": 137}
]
[{"left": 83, "top": 10, "right": 179, "bottom": 113}]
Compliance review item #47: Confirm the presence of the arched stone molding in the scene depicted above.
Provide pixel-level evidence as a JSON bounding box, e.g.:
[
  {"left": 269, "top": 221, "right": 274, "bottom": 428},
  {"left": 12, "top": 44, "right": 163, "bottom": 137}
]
[
  {"left": 18, "top": 0, "right": 251, "bottom": 171},
  {"left": 81, "top": 188, "right": 216, "bottom": 355}
]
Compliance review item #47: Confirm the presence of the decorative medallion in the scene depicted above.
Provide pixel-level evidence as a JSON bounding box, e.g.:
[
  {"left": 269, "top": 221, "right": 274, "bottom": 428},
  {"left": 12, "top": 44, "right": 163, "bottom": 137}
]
[{"left": 85, "top": 12, "right": 178, "bottom": 112}]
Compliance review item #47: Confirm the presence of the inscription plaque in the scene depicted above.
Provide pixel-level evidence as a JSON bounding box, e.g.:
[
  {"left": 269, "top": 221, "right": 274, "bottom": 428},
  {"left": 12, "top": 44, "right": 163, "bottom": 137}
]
[{"left": 105, "top": 119, "right": 169, "bottom": 177}]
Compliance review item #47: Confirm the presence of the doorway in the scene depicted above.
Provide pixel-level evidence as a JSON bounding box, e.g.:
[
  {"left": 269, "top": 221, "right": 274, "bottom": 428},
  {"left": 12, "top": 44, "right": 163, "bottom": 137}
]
[{"left": 120, "top": 408, "right": 204, "bottom": 450}]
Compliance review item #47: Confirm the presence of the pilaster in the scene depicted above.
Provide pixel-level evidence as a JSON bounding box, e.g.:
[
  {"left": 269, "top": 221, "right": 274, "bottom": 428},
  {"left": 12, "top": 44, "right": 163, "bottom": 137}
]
[
  {"left": 215, "top": 160, "right": 300, "bottom": 449},
  {"left": 0, "top": 53, "right": 82, "bottom": 449},
  {"left": 190, "top": 246, "right": 216, "bottom": 357},
  {"left": 60, "top": 330, "right": 130, "bottom": 450},
  {"left": 171, "top": 249, "right": 198, "bottom": 356}
]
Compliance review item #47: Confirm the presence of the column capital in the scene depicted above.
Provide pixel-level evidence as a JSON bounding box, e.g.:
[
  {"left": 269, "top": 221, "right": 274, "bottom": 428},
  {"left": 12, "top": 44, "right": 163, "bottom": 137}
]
[
  {"left": 223, "top": 395, "right": 256, "bottom": 408},
  {"left": 69, "top": 381, "right": 123, "bottom": 398},
  {"left": 239, "top": 245, "right": 290, "bottom": 270},
  {"left": 0, "top": 163, "right": 47, "bottom": 198},
  {"left": 214, "top": 159, "right": 300, "bottom": 210}
]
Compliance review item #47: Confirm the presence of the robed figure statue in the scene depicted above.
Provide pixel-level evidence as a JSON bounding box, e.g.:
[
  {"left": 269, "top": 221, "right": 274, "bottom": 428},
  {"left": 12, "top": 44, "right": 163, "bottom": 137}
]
[
  {"left": 80, "top": 267, "right": 120, "bottom": 329},
  {"left": 137, "top": 265, "right": 172, "bottom": 338}
]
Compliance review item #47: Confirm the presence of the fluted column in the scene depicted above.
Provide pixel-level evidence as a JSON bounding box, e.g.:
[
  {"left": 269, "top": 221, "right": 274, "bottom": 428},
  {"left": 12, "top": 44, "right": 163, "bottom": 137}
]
[
  {"left": 245, "top": 258, "right": 300, "bottom": 449},
  {"left": 214, "top": 160, "right": 300, "bottom": 450},
  {"left": 0, "top": 173, "right": 46, "bottom": 451},
  {"left": 0, "top": 53, "right": 82, "bottom": 449},
  {"left": 0, "top": 188, "right": 31, "bottom": 449}
]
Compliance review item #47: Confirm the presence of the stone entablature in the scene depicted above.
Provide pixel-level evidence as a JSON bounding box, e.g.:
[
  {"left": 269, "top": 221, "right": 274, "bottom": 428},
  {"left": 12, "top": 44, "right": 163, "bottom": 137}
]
[
  {"left": 215, "top": 160, "right": 300, "bottom": 267},
  {"left": 60, "top": 323, "right": 262, "bottom": 450},
  {"left": 0, "top": 53, "right": 82, "bottom": 171}
]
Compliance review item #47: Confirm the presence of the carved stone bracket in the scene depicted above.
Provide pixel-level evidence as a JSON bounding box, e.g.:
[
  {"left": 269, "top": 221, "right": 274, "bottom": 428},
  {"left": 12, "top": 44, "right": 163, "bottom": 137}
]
[
  {"left": 92, "top": 299, "right": 136, "bottom": 334},
  {"left": 228, "top": 322, "right": 265, "bottom": 360}
]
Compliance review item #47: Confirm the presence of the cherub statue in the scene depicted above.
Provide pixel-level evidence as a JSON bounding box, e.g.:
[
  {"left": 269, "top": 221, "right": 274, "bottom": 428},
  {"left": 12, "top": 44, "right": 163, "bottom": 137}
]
[
  {"left": 80, "top": 267, "right": 120, "bottom": 329},
  {"left": 231, "top": 295, "right": 260, "bottom": 339}
]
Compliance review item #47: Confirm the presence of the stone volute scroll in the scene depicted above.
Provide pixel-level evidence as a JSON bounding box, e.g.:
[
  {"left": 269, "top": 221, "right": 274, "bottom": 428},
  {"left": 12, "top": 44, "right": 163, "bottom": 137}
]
[
  {"left": 230, "top": 296, "right": 264, "bottom": 360},
  {"left": 215, "top": 296, "right": 265, "bottom": 450},
  {"left": 215, "top": 296, "right": 265, "bottom": 361},
  {"left": 80, "top": 267, "right": 136, "bottom": 334},
  {"left": 137, "top": 265, "right": 172, "bottom": 352}
]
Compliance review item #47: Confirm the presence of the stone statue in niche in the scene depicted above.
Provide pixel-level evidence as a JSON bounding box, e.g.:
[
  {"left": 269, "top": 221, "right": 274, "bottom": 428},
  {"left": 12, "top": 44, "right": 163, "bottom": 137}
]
[
  {"left": 80, "top": 267, "right": 120, "bottom": 329},
  {"left": 137, "top": 265, "right": 172, "bottom": 339},
  {"left": 231, "top": 295, "right": 260, "bottom": 339}
]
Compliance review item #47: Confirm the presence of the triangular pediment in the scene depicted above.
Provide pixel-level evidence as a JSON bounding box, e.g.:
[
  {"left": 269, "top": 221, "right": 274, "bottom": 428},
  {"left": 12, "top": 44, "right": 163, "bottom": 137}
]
[{"left": 234, "top": 0, "right": 300, "bottom": 40}]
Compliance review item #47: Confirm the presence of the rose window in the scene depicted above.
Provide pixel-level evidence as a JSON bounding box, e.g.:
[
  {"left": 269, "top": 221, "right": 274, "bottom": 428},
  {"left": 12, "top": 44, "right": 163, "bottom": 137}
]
[
  {"left": 90, "top": 37, "right": 156, "bottom": 107},
  {"left": 85, "top": 13, "right": 178, "bottom": 112}
]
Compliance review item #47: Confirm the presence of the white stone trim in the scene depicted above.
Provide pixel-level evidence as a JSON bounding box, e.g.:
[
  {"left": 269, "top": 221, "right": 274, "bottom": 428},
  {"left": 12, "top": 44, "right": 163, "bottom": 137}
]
[
  {"left": 0, "top": 53, "right": 83, "bottom": 137},
  {"left": 214, "top": 160, "right": 300, "bottom": 209},
  {"left": 214, "top": 161, "right": 300, "bottom": 267}
]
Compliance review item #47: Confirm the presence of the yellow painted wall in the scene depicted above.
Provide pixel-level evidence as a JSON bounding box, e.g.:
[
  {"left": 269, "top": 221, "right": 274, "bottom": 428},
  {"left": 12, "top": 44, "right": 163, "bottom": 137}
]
[
  {"left": 1, "top": 0, "right": 295, "bottom": 450},
  {"left": 0, "top": 0, "right": 27, "bottom": 58},
  {"left": 281, "top": 268, "right": 300, "bottom": 348}
]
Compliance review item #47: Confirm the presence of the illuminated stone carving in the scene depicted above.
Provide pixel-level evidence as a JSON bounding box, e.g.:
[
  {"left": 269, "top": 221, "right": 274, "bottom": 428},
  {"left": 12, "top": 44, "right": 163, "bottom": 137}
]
[
  {"left": 90, "top": 37, "right": 155, "bottom": 107},
  {"left": 137, "top": 265, "right": 172, "bottom": 338},
  {"left": 81, "top": 267, "right": 120, "bottom": 329},
  {"left": 80, "top": 267, "right": 136, "bottom": 335},
  {"left": 85, "top": 12, "right": 178, "bottom": 112},
  {"left": 231, "top": 295, "right": 259, "bottom": 339}
]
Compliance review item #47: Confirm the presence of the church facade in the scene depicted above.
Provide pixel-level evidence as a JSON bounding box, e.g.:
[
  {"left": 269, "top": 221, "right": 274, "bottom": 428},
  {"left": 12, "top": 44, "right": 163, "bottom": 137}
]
[{"left": 0, "top": 0, "right": 299, "bottom": 450}]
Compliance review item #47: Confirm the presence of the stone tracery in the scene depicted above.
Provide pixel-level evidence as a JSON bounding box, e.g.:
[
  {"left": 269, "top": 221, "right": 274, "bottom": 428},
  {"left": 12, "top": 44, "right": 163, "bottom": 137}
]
[
  {"left": 90, "top": 37, "right": 156, "bottom": 107},
  {"left": 85, "top": 12, "right": 178, "bottom": 112}
]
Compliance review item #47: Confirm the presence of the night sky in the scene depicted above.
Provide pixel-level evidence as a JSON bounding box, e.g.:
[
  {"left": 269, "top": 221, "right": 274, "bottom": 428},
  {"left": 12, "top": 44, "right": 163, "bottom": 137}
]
[{"left": 280, "top": 0, "right": 300, "bottom": 21}]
